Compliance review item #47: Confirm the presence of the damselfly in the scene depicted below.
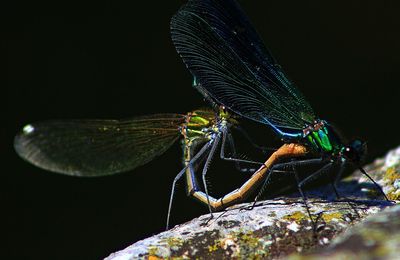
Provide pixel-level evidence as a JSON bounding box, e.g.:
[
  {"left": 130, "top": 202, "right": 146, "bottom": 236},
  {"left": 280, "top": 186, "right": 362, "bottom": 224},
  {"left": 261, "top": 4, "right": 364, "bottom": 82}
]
[
  {"left": 14, "top": 105, "right": 264, "bottom": 228},
  {"left": 171, "top": 0, "right": 389, "bottom": 218}
]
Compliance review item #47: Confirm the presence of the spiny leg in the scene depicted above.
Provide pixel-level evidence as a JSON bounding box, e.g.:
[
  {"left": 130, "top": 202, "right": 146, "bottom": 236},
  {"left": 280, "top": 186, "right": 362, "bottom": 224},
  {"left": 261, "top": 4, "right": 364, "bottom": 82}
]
[
  {"left": 330, "top": 182, "right": 341, "bottom": 199},
  {"left": 333, "top": 161, "right": 374, "bottom": 219},
  {"left": 202, "top": 133, "right": 221, "bottom": 218},
  {"left": 331, "top": 162, "right": 362, "bottom": 220},
  {"left": 358, "top": 167, "right": 390, "bottom": 201},
  {"left": 330, "top": 173, "right": 341, "bottom": 200},
  {"left": 296, "top": 162, "right": 334, "bottom": 232},
  {"left": 166, "top": 141, "right": 212, "bottom": 230},
  {"left": 292, "top": 165, "right": 316, "bottom": 231},
  {"left": 220, "top": 127, "right": 264, "bottom": 170},
  {"left": 296, "top": 162, "right": 365, "bottom": 223},
  {"left": 250, "top": 158, "right": 324, "bottom": 208},
  {"left": 226, "top": 131, "right": 247, "bottom": 172},
  {"left": 242, "top": 168, "right": 293, "bottom": 211},
  {"left": 191, "top": 144, "right": 309, "bottom": 213},
  {"left": 327, "top": 168, "right": 362, "bottom": 220},
  {"left": 225, "top": 131, "right": 260, "bottom": 173},
  {"left": 298, "top": 162, "right": 334, "bottom": 188}
]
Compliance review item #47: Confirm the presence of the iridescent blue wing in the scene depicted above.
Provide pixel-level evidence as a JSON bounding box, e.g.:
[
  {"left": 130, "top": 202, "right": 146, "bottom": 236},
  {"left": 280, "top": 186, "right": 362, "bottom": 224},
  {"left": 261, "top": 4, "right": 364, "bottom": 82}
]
[
  {"left": 14, "top": 114, "right": 185, "bottom": 176},
  {"left": 171, "top": 0, "right": 316, "bottom": 131}
]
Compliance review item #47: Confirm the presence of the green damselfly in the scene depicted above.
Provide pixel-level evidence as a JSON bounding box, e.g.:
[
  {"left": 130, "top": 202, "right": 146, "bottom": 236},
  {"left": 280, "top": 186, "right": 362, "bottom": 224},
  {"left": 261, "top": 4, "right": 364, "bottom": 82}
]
[{"left": 171, "top": 0, "right": 389, "bottom": 220}]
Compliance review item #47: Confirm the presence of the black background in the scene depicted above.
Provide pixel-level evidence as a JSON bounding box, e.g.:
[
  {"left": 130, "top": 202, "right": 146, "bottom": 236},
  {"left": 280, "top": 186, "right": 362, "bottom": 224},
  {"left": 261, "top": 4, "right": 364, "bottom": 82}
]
[{"left": 4, "top": 1, "right": 400, "bottom": 259}]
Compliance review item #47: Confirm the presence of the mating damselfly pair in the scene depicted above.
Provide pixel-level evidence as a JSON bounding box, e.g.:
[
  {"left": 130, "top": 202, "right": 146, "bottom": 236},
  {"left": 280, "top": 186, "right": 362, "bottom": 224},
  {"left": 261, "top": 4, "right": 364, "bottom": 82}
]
[{"left": 14, "top": 0, "right": 389, "bottom": 229}]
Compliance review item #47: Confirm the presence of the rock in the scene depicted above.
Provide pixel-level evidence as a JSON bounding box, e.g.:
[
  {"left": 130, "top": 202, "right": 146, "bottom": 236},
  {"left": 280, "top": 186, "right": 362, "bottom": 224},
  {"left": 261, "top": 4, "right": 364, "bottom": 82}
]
[
  {"left": 105, "top": 146, "right": 400, "bottom": 260},
  {"left": 356, "top": 146, "right": 400, "bottom": 201},
  {"left": 287, "top": 204, "right": 400, "bottom": 260}
]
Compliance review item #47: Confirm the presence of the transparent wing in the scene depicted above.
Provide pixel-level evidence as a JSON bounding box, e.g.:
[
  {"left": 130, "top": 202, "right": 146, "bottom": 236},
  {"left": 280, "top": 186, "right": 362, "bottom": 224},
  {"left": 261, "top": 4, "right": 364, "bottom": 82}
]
[
  {"left": 14, "top": 114, "right": 186, "bottom": 176},
  {"left": 171, "top": 0, "right": 316, "bottom": 130}
]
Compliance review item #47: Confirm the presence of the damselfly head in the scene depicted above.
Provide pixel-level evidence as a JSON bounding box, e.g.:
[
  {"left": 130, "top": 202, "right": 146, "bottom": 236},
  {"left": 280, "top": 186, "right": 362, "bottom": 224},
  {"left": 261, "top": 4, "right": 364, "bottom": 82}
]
[{"left": 343, "top": 139, "right": 367, "bottom": 164}]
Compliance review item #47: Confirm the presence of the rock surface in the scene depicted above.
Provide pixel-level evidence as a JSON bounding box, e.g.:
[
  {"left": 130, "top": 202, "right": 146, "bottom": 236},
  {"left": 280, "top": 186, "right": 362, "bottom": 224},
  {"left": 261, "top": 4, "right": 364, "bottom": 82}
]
[
  {"left": 105, "top": 146, "right": 400, "bottom": 259},
  {"left": 289, "top": 204, "right": 400, "bottom": 260}
]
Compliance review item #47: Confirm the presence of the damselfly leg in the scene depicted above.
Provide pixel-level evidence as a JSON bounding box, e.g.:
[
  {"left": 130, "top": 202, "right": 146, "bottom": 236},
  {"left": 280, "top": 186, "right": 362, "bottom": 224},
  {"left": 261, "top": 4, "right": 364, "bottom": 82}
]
[
  {"left": 167, "top": 144, "right": 308, "bottom": 228},
  {"left": 358, "top": 168, "right": 390, "bottom": 201},
  {"left": 167, "top": 127, "right": 267, "bottom": 228},
  {"left": 251, "top": 158, "right": 324, "bottom": 207},
  {"left": 166, "top": 140, "right": 213, "bottom": 230},
  {"left": 220, "top": 127, "right": 265, "bottom": 173}
]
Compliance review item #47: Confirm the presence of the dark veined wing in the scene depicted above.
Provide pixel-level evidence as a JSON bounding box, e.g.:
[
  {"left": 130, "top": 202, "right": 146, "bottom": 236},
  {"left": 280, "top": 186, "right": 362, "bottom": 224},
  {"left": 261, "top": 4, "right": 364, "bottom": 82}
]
[
  {"left": 14, "top": 114, "right": 186, "bottom": 176},
  {"left": 171, "top": 0, "right": 316, "bottom": 131}
]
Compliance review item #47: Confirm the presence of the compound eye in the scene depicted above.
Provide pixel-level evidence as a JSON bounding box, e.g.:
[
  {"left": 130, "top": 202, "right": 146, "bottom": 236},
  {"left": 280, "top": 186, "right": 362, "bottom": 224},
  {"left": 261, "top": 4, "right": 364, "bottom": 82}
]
[
  {"left": 344, "top": 139, "right": 367, "bottom": 163},
  {"left": 344, "top": 146, "right": 355, "bottom": 160}
]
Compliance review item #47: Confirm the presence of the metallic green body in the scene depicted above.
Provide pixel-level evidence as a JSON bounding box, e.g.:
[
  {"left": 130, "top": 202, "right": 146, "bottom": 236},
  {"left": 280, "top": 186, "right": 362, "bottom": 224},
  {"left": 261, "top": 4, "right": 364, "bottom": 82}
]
[{"left": 306, "top": 123, "right": 343, "bottom": 155}]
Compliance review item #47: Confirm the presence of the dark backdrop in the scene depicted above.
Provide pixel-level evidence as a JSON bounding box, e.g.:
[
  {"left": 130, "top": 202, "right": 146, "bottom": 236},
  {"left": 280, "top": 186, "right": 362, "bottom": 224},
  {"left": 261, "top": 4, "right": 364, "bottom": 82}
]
[{"left": 4, "top": 1, "right": 400, "bottom": 259}]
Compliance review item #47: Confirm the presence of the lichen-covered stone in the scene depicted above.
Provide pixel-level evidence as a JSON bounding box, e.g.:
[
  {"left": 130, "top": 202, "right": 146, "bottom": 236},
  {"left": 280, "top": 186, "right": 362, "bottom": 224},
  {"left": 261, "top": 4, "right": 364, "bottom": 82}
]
[
  {"left": 105, "top": 146, "right": 400, "bottom": 260},
  {"left": 105, "top": 199, "right": 392, "bottom": 259},
  {"left": 356, "top": 146, "right": 400, "bottom": 201},
  {"left": 287, "top": 204, "right": 400, "bottom": 260}
]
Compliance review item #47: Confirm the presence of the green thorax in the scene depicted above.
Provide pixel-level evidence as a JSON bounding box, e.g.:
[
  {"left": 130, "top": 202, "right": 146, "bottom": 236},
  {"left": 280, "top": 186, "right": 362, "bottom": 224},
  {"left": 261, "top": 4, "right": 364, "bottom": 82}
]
[
  {"left": 182, "top": 107, "right": 236, "bottom": 141},
  {"left": 184, "top": 109, "right": 214, "bottom": 139},
  {"left": 304, "top": 121, "right": 343, "bottom": 154}
]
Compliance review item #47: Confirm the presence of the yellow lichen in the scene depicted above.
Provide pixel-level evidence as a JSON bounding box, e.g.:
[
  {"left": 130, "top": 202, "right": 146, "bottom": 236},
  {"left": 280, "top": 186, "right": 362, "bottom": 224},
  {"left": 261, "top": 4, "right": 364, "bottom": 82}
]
[
  {"left": 230, "top": 231, "right": 270, "bottom": 259},
  {"left": 239, "top": 232, "right": 259, "bottom": 246},
  {"left": 208, "top": 240, "right": 220, "bottom": 252},
  {"left": 387, "top": 188, "right": 400, "bottom": 200},
  {"left": 165, "top": 237, "right": 184, "bottom": 248},
  {"left": 321, "top": 212, "right": 343, "bottom": 222},
  {"left": 148, "top": 246, "right": 160, "bottom": 258},
  {"left": 384, "top": 167, "right": 400, "bottom": 185},
  {"left": 382, "top": 167, "right": 400, "bottom": 200},
  {"left": 283, "top": 211, "right": 308, "bottom": 222}
]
